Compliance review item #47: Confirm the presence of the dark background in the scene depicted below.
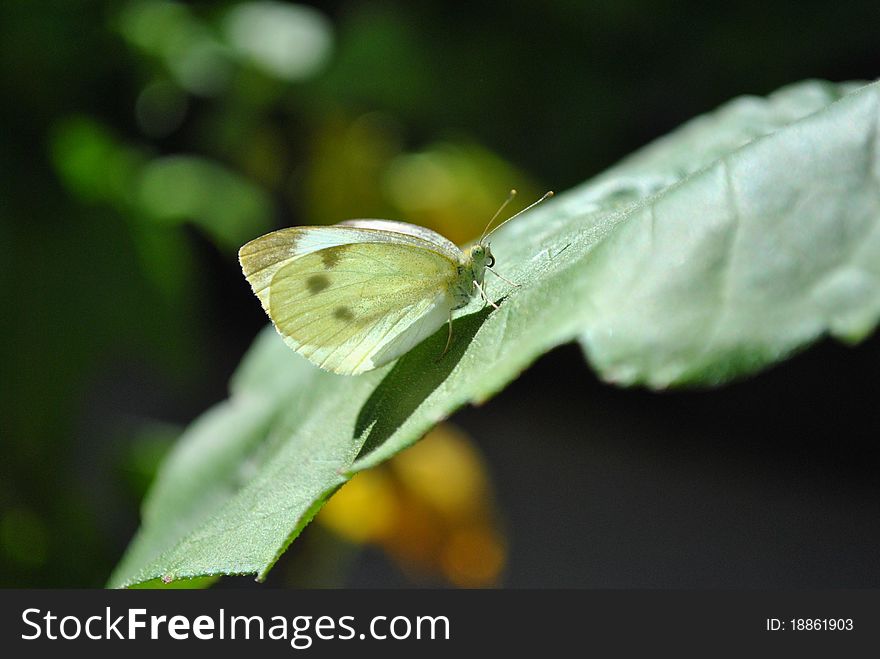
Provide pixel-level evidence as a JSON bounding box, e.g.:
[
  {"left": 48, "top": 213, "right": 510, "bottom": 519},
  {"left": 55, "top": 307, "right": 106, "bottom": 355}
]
[{"left": 1, "top": 0, "right": 878, "bottom": 588}]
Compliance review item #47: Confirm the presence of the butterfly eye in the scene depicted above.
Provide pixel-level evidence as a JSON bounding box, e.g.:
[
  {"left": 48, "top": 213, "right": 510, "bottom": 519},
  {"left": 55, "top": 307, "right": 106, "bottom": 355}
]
[{"left": 487, "top": 255, "right": 495, "bottom": 268}]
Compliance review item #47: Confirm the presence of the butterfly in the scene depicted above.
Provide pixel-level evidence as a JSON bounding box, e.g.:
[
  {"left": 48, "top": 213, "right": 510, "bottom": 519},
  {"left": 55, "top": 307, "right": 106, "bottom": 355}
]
[{"left": 239, "top": 190, "right": 553, "bottom": 375}]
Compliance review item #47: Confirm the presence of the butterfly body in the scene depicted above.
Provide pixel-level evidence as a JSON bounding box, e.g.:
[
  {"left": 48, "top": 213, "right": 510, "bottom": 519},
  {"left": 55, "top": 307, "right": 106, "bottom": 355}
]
[
  {"left": 239, "top": 190, "right": 550, "bottom": 376},
  {"left": 451, "top": 244, "right": 492, "bottom": 309},
  {"left": 239, "top": 220, "right": 495, "bottom": 375}
]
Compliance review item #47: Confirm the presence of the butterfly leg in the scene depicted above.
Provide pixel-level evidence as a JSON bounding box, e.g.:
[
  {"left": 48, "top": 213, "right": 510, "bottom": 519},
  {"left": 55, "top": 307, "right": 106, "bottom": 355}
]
[
  {"left": 435, "top": 312, "right": 454, "bottom": 363},
  {"left": 486, "top": 267, "right": 520, "bottom": 287},
  {"left": 443, "top": 312, "right": 454, "bottom": 356},
  {"left": 474, "top": 280, "right": 500, "bottom": 310}
]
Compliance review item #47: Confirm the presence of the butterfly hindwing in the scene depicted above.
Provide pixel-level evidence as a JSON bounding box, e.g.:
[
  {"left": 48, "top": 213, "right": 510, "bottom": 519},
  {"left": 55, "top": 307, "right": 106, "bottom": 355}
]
[{"left": 265, "top": 241, "right": 458, "bottom": 374}]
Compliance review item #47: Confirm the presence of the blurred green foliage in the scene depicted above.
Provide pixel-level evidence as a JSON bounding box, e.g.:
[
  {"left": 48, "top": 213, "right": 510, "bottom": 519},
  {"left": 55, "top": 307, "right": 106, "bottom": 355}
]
[{"left": 0, "top": 0, "right": 877, "bottom": 587}]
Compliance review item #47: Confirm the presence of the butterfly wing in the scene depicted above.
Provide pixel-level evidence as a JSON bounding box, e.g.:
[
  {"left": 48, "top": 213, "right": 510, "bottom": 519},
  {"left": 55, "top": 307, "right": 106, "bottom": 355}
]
[
  {"left": 239, "top": 224, "right": 463, "bottom": 309},
  {"left": 258, "top": 241, "right": 458, "bottom": 374},
  {"left": 338, "top": 219, "right": 461, "bottom": 262}
]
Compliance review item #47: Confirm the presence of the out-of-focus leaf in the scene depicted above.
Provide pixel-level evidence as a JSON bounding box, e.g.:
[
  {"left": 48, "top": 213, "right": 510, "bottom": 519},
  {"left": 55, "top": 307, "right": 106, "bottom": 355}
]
[
  {"left": 118, "top": 0, "right": 232, "bottom": 96},
  {"left": 50, "top": 117, "right": 145, "bottom": 206},
  {"left": 135, "top": 80, "right": 188, "bottom": 138},
  {"left": 223, "top": 2, "right": 333, "bottom": 82},
  {"left": 0, "top": 508, "right": 49, "bottom": 568},
  {"left": 137, "top": 155, "right": 273, "bottom": 248},
  {"left": 111, "top": 80, "right": 880, "bottom": 587}
]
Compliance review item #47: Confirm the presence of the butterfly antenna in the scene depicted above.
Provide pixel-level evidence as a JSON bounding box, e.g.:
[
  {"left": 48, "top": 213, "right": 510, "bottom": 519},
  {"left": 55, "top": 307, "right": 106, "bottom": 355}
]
[
  {"left": 479, "top": 189, "right": 518, "bottom": 244},
  {"left": 482, "top": 190, "right": 554, "bottom": 243}
]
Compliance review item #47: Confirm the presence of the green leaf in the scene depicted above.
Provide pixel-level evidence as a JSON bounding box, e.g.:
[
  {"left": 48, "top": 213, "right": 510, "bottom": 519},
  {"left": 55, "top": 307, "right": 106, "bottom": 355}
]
[
  {"left": 137, "top": 156, "right": 273, "bottom": 249},
  {"left": 110, "top": 79, "right": 880, "bottom": 587},
  {"left": 573, "top": 79, "right": 880, "bottom": 386}
]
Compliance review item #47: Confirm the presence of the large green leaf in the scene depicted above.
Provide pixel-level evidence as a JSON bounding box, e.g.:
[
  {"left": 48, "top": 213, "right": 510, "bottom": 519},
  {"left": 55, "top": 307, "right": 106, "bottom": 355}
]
[{"left": 110, "top": 79, "right": 880, "bottom": 587}]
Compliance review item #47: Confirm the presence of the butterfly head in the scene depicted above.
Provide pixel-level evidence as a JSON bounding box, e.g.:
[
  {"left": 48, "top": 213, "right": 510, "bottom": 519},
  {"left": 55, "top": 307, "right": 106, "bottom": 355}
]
[
  {"left": 462, "top": 243, "right": 494, "bottom": 291},
  {"left": 460, "top": 190, "right": 552, "bottom": 304},
  {"left": 471, "top": 243, "right": 495, "bottom": 270}
]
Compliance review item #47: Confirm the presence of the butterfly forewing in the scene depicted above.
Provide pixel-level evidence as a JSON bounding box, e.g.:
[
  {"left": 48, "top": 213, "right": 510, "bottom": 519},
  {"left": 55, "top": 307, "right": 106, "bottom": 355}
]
[
  {"left": 265, "top": 242, "right": 458, "bottom": 374},
  {"left": 239, "top": 224, "right": 462, "bottom": 311},
  {"left": 338, "top": 219, "right": 462, "bottom": 262}
]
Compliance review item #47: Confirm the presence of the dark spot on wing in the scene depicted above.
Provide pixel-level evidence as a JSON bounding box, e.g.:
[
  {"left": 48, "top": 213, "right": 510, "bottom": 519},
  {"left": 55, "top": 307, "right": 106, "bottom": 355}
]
[
  {"left": 320, "top": 248, "right": 344, "bottom": 269},
  {"left": 334, "top": 307, "right": 355, "bottom": 321},
  {"left": 307, "top": 274, "right": 331, "bottom": 294}
]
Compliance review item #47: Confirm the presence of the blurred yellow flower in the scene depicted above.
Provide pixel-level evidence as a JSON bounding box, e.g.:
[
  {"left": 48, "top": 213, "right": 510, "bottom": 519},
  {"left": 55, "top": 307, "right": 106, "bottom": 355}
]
[
  {"left": 318, "top": 423, "right": 506, "bottom": 587},
  {"left": 318, "top": 469, "right": 399, "bottom": 545},
  {"left": 303, "top": 112, "right": 539, "bottom": 245}
]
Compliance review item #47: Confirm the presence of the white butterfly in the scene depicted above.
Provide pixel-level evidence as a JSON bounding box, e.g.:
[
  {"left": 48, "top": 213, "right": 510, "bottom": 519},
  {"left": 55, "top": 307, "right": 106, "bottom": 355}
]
[{"left": 239, "top": 191, "right": 553, "bottom": 375}]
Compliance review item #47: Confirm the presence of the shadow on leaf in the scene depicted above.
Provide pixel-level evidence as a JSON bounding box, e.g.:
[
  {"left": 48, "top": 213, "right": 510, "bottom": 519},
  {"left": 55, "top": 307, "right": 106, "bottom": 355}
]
[{"left": 352, "top": 304, "right": 497, "bottom": 465}]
